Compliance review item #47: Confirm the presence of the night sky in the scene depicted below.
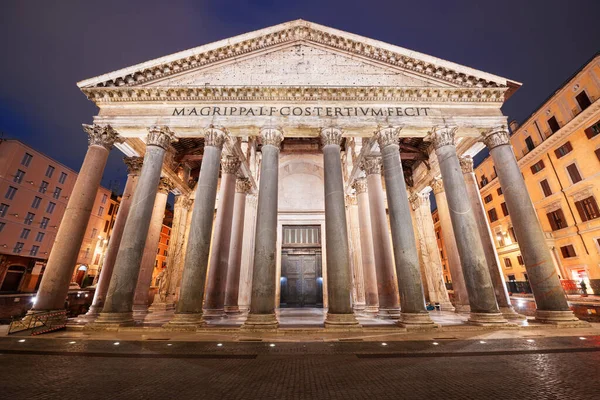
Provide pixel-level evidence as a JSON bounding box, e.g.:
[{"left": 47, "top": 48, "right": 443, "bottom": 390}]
[{"left": 1, "top": 0, "right": 599, "bottom": 195}]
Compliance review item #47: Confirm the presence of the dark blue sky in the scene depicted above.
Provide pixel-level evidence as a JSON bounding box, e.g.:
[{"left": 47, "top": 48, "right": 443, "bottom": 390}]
[{"left": 1, "top": 0, "right": 599, "bottom": 193}]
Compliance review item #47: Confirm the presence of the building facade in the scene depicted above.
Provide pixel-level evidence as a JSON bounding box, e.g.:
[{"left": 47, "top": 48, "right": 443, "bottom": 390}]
[
  {"left": 475, "top": 53, "right": 600, "bottom": 294},
  {"left": 25, "top": 20, "right": 586, "bottom": 329}
]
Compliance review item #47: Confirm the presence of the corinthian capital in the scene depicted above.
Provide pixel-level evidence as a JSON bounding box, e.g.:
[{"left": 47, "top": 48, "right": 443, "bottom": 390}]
[
  {"left": 430, "top": 177, "right": 445, "bottom": 194},
  {"left": 158, "top": 177, "right": 175, "bottom": 194},
  {"left": 204, "top": 125, "right": 227, "bottom": 149},
  {"left": 409, "top": 192, "right": 430, "bottom": 211},
  {"left": 320, "top": 127, "right": 343, "bottom": 147},
  {"left": 123, "top": 156, "right": 143, "bottom": 175},
  {"left": 352, "top": 177, "right": 368, "bottom": 194},
  {"left": 375, "top": 126, "right": 400, "bottom": 149},
  {"left": 83, "top": 124, "right": 121, "bottom": 150},
  {"left": 260, "top": 127, "right": 284, "bottom": 148},
  {"left": 482, "top": 126, "right": 510, "bottom": 150},
  {"left": 430, "top": 126, "right": 457, "bottom": 150},
  {"left": 221, "top": 155, "right": 241, "bottom": 175},
  {"left": 361, "top": 157, "right": 382, "bottom": 175},
  {"left": 235, "top": 177, "right": 252, "bottom": 194},
  {"left": 146, "top": 126, "right": 176, "bottom": 150},
  {"left": 459, "top": 156, "right": 474, "bottom": 174}
]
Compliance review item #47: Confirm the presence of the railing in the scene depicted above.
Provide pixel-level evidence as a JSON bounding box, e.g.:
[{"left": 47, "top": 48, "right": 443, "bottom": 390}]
[{"left": 8, "top": 310, "right": 67, "bottom": 336}]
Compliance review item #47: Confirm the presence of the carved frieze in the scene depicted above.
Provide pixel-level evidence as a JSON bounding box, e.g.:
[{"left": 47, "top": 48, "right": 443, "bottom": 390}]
[
  {"left": 430, "top": 177, "right": 444, "bottom": 194},
  {"left": 222, "top": 155, "right": 241, "bottom": 175},
  {"left": 260, "top": 127, "right": 284, "bottom": 148},
  {"left": 147, "top": 126, "right": 176, "bottom": 150},
  {"left": 158, "top": 177, "right": 175, "bottom": 194},
  {"left": 375, "top": 126, "right": 400, "bottom": 149},
  {"left": 430, "top": 126, "right": 457, "bottom": 150},
  {"left": 409, "top": 192, "right": 430, "bottom": 211},
  {"left": 361, "top": 157, "right": 382, "bottom": 175},
  {"left": 204, "top": 125, "right": 227, "bottom": 149},
  {"left": 459, "top": 156, "right": 474, "bottom": 174},
  {"left": 83, "top": 124, "right": 121, "bottom": 150},
  {"left": 352, "top": 177, "right": 368, "bottom": 194},
  {"left": 482, "top": 127, "right": 510, "bottom": 150},
  {"left": 123, "top": 156, "right": 143, "bottom": 175},
  {"left": 235, "top": 177, "right": 252, "bottom": 194},
  {"left": 320, "top": 127, "right": 343, "bottom": 147}
]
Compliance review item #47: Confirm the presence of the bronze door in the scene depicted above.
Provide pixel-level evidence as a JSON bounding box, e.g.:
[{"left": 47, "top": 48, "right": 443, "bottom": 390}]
[{"left": 280, "top": 252, "right": 322, "bottom": 308}]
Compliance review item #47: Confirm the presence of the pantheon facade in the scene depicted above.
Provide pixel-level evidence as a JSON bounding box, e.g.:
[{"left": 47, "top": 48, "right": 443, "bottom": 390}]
[{"left": 28, "top": 20, "right": 582, "bottom": 329}]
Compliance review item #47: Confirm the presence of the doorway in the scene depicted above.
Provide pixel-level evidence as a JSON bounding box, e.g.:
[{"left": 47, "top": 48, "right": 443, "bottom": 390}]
[{"left": 280, "top": 225, "right": 323, "bottom": 308}]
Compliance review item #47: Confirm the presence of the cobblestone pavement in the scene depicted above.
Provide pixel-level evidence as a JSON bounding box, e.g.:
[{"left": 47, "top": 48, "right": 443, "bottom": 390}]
[{"left": 1, "top": 337, "right": 599, "bottom": 399}]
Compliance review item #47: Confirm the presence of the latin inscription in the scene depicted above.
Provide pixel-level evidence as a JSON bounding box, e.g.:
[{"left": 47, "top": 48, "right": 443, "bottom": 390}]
[{"left": 172, "top": 106, "right": 431, "bottom": 117}]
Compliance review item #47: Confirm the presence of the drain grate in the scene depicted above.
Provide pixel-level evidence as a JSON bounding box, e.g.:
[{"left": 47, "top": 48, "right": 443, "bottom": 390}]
[{"left": 238, "top": 338, "right": 263, "bottom": 342}]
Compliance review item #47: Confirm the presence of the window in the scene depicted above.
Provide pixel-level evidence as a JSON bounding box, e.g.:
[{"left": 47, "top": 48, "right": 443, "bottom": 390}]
[
  {"left": 530, "top": 160, "right": 545, "bottom": 174},
  {"left": 0, "top": 222, "right": 4, "bottom": 232},
  {"left": 163, "top": 250, "right": 168, "bottom": 256},
  {"left": 103, "top": 220, "right": 109, "bottom": 232},
  {"left": 31, "top": 196, "right": 42, "bottom": 209},
  {"left": 523, "top": 273, "right": 529, "bottom": 281},
  {"left": 157, "top": 247, "right": 160, "bottom": 254},
  {"left": 13, "top": 242, "right": 24, "bottom": 254},
  {"left": 497, "top": 187, "right": 503, "bottom": 196},
  {"left": 576, "top": 91, "right": 592, "bottom": 111},
  {"left": 517, "top": 255, "right": 524, "bottom": 265},
  {"left": 596, "top": 148, "right": 600, "bottom": 162},
  {"left": 480, "top": 175, "right": 488, "bottom": 187},
  {"left": 575, "top": 196, "right": 600, "bottom": 222},
  {"left": 547, "top": 116, "right": 560, "bottom": 134},
  {"left": 58, "top": 172, "right": 68, "bottom": 184},
  {"left": 484, "top": 194, "right": 493, "bottom": 203},
  {"left": 35, "top": 232, "right": 45, "bottom": 242},
  {"left": 91, "top": 228, "right": 97, "bottom": 238},
  {"left": 98, "top": 206, "right": 104, "bottom": 216},
  {"left": 0, "top": 203, "right": 8, "bottom": 217},
  {"left": 547, "top": 209, "right": 567, "bottom": 231},
  {"left": 24, "top": 212, "right": 35, "bottom": 225},
  {"left": 566, "top": 163, "right": 582, "bottom": 184},
  {"left": 30, "top": 245, "right": 39, "bottom": 256},
  {"left": 488, "top": 208, "right": 498, "bottom": 222},
  {"left": 501, "top": 202, "right": 509, "bottom": 217},
  {"left": 525, "top": 136, "right": 535, "bottom": 151},
  {"left": 84, "top": 248, "right": 90, "bottom": 259},
  {"left": 46, "top": 202, "right": 56, "bottom": 214},
  {"left": 504, "top": 258, "right": 512, "bottom": 268},
  {"left": 45, "top": 165, "right": 55, "bottom": 178},
  {"left": 585, "top": 120, "right": 600, "bottom": 139},
  {"left": 39, "top": 181, "right": 49, "bottom": 194},
  {"left": 13, "top": 169, "right": 25, "bottom": 183},
  {"left": 5, "top": 186, "right": 17, "bottom": 200},
  {"left": 52, "top": 187, "right": 62, "bottom": 199},
  {"left": 540, "top": 179, "right": 552, "bottom": 197},
  {"left": 21, "top": 153, "right": 33, "bottom": 167},
  {"left": 508, "top": 226, "right": 518, "bottom": 243},
  {"left": 101, "top": 194, "right": 108, "bottom": 204},
  {"left": 554, "top": 142, "right": 573, "bottom": 158},
  {"left": 40, "top": 217, "right": 49, "bottom": 229},
  {"left": 94, "top": 254, "right": 101, "bottom": 265},
  {"left": 108, "top": 204, "right": 114, "bottom": 215},
  {"left": 20, "top": 228, "right": 30, "bottom": 239},
  {"left": 560, "top": 245, "right": 577, "bottom": 258},
  {"left": 507, "top": 274, "right": 516, "bottom": 281}
]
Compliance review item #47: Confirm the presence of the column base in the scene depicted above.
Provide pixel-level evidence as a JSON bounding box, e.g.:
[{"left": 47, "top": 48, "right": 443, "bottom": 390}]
[
  {"left": 437, "top": 301, "right": 455, "bottom": 312},
  {"left": 202, "top": 308, "right": 226, "bottom": 319},
  {"left": 377, "top": 307, "right": 402, "bottom": 320},
  {"left": 454, "top": 304, "right": 471, "bottom": 314},
  {"left": 534, "top": 310, "right": 587, "bottom": 326},
  {"left": 467, "top": 312, "right": 508, "bottom": 326},
  {"left": 398, "top": 312, "right": 438, "bottom": 329},
  {"left": 77, "top": 304, "right": 102, "bottom": 322},
  {"left": 85, "top": 312, "right": 135, "bottom": 330},
  {"left": 325, "top": 313, "right": 361, "bottom": 329},
  {"left": 132, "top": 305, "right": 150, "bottom": 320},
  {"left": 241, "top": 313, "right": 279, "bottom": 330},
  {"left": 363, "top": 305, "right": 379, "bottom": 315},
  {"left": 163, "top": 313, "right": 206, "bottom": 331},
  {"left": 499, "top": 306, "right": 526, "bottom": 320},
  {"left": 353, "top": 303, "right": 366, "bottom": 312},
  {"left": 224, "top": 305, "right": 242, "bottom": 315},
  {"left": 147, "top": 301, "right": 176, "bottom": 313}
]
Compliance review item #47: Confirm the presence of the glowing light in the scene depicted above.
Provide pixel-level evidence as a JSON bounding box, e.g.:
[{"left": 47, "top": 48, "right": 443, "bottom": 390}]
[
  {"left": 167, "top": 344, "right": 173, "bottom": 346},
  {"left": 68, "top": 341, "right": 76, "bottom": 344},
  {"left": 113, "top": 342, "right": 120, "bottom": 346},
  {"left": 18, "top": 339, "right": 26, "bottom": 343},
  {"left": 526, "top": 339, "right": 534, "bottom": 343},
  {"left": 217, "top": 343, "right": 223, "bottom": 347},
  {"left": 479, "top": 341, "right": 486, "bottom": 344},
  {"left": 432, "top": 342, "right": 439, "bottom": 346},
  {"left": 31, "top": 296, "right": 37, "bottom": 304},
  {"left": 579, "top": 337, "right": 586, "bottom": 340},
  {"left": 381, "top": 342, "right": 387, "bottom": 346},
  {"left": 269, "top": 343, "right": 275, "bottom": 347}
]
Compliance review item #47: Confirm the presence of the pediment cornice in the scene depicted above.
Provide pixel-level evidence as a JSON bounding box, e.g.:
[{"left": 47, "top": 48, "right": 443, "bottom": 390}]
[{"left": 78, "top": 20, "right": 519, "bottom": 96}]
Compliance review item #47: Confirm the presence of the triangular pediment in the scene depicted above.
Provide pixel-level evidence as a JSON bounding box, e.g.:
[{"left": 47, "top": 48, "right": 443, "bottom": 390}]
[{"left": 78, "top": 19, "right": 520, "bottom": 97}]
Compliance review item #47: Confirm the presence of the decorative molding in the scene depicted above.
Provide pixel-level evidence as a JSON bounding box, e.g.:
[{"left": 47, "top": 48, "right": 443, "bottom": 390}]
[
  {"left": 222, "top": 155, "right": 241, "bottom": 175},
  {"left": 83, "top": 124, "right": 121, "bottom": 150},
  {"left": 543, "top": 200, "right": 563, "bottom": 213},
  {"left": 320, "top": 127, "right": 343, "bottom": 147},
  {"left": 459, "top": 156, "right": 474, "bottom": 174},
  {"left": 375, "top": 126, "right": 400, "bottom": 149},
  {"left": 361, "top": 157, "right": 381, "bottom": 175},
  {"left": 158, "top": 177, "right": 175, "bottom": 194},
  {"left": 81, "top": 86, "right": 508, "bottom": 104},
  {"left": 346, "top": 194, "right": 358, "bottom": 206},
  {"left": 174, "top": 193, "right": 192, "bottom": 209},
  {"left": 260, "top": 127, "right": 284, "bottom": 148},
  {"left": 204, "top": 125, "right": 227, "bottom": 149},
  {"left": 430, "top": 126, "right": 457, "bottom": 149},
  {"left": 235, "top": 177, "right": 252, "bottom": 194},
  {"left": 482, "top": 126, "right": 510, "bottom": 150},
  {"left": 430, "top": 177, "right": 444, "bottom": 194},
  {"left": 146, "top": 125, "right": 176, "bottom": 150},
  {"left": 352, "top": 177, "right": 368, "bottom": 194},
  {"left": 123, "top": 156, "right": 143, "bottom": 175},
  {"left": 83, "top": 24, "right": 506, "bottom": 91},
  {"left": 570, "top": 185, "right": 595, "bottom": 202}
]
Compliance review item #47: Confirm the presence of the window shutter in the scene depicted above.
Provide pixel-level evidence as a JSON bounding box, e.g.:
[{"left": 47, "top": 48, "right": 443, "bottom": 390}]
[
  {"left": 589, "top": 197, "right": 600, "bottom": 219},
  {"left": 595, "top": 148, "right": 600, "bottom": 162},
  {"left": 575, "top": 200, "right": 588, "bottom": 222},
  {"left": 547, "top": 212, "right": 557, "bottom": 231},
  {"left": 565, "top": 141, "right": 573, "bottom": 152},
  {"left": 585, "top": 127, "right": 595, "bottom": 139}
]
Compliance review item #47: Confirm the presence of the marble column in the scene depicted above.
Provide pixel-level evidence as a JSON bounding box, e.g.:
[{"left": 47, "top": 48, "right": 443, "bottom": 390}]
[
  {"left": 90, "top": 126, "right": 174, "bottom": 328},
  {"left": 165, "top": 127, "right": 226, "bottom": 329},
  {"left": 431, "top": 126, "right": 505, "bottom": 325},
  {"left": 243, "top": 128, "right": 284, "bottom": 329},
  {"left": 149, "top": 194, "right": 192, "bottom": 311},
  {"left": 362, "top": 157, "right": 401, "bottom": 319},
  {"left": 346, "top": 194, "right": 366, "bottom": 311},
  {"left": 30, "top": 125, "right": 119, "bottom": 317},
  {"left": 431, "top": 178, "right": 470, "bottom": 313},
  {"left": 460, "top": 156, "right": 524, "bottom": 320},
  {"left": 409, "top": 191, "right": 454, "bottom": 311},
  {"left": 224, "top": 177, "right": 252, "bottom": 314},
  {"left": 353, "top": 177, "right": 379, "bottom": 314},
  {"left": 238, "top": 194, "right": 258, "bottom": 312},
  {"left": 482, "top": 127, "right": 579, "bottom": 324},
  {"left": 86, "top": 156, "right": 142, "bottom": 318},
  {"left": 204, "top": 155, "right": 241, "bottom": 318},
  {"left": 320, "top": 128, "right": 359, "bottom": 328},
  {"left": 376, "top": 127, "right": 434, "bottom": 327},
  {"left": 132, "top": 177, "right": 172, "bottom": 317}
]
